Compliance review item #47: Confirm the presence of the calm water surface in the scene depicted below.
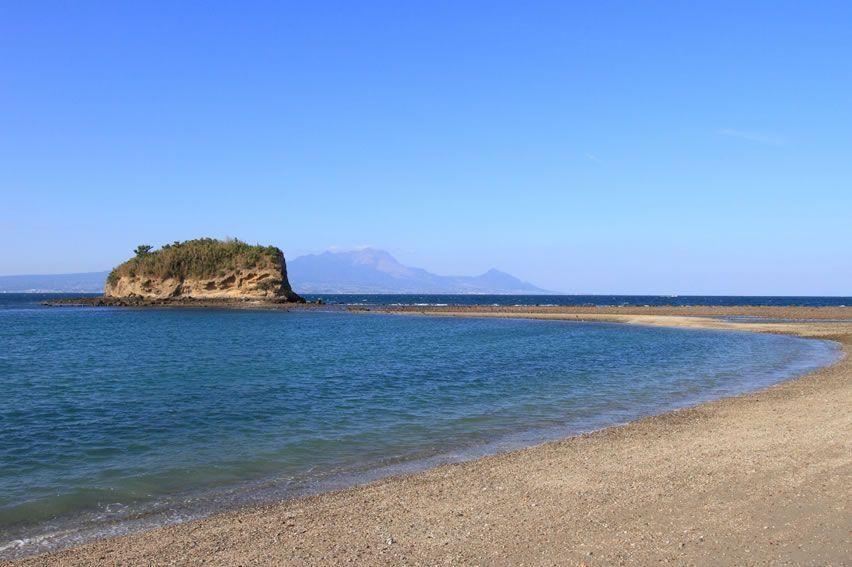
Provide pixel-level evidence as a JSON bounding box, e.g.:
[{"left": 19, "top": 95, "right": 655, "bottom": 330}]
[
  {"left": 304, "top": 293, "right": 851, "bottom": 307},
  {"left": 6, "top": 292, "right": 849, "bottom": 307},
  {"left": 0, "top": 294, "right": 839, "bottom": 557}
]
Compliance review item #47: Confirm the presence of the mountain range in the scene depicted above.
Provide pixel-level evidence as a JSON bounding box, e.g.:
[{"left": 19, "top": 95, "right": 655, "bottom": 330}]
[
  {"left": 287, "top": 248, "right": 551, "bottom": 294},
  {"left": 0, "top": 248, "right": 552, "bottom": 295}
]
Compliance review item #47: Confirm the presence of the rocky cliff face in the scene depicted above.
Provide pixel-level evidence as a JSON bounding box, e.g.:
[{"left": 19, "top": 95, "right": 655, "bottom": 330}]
[
  {"left": 104, "top": 239, "right": 304, "bottom": 302},
  {"left": 104, "top": 266, "right": 298, "bottom": 300}
]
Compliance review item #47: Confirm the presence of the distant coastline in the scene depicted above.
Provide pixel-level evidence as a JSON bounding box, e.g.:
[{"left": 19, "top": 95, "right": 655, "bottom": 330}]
[{"left": 33, "top": 292, "right": 852, "bottom": 309}]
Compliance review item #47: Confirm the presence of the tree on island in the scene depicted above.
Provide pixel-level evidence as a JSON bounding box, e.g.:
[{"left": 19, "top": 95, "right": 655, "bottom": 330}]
[{"left": 134, "top": 244, "right": 153, "bottom": 257}]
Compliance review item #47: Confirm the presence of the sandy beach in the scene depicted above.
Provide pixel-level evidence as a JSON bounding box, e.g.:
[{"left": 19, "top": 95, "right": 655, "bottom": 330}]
[{"left": 7, "top": 306, "right": 851, "bottom": 566}]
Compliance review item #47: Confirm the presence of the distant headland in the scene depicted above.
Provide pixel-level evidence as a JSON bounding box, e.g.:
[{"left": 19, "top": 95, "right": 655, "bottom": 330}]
[{"left": 101, "top": 238, "right": 304, "bottom": 303}]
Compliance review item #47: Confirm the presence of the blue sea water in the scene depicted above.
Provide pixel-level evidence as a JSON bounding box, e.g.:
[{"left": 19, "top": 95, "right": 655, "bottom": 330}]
[
  {"left": 0, "top": 294, "right": 841, "bottom": 557},
  {"left": 4, "top": 292, "right": 849, "bottom": 308},
  {"left": 300, "top": 293, "right": 851, "bottom": 307}
]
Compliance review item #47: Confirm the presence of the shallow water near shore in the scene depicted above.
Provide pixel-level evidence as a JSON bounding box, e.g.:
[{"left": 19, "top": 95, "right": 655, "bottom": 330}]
[{"left": 0, "top": 295, "right": 840, "bottom": 558}]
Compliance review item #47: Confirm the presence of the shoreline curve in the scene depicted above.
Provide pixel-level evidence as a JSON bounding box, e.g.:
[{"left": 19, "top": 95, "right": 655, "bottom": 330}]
[{"left": 5, "top": 306, "right": 851, "bottom": 566}]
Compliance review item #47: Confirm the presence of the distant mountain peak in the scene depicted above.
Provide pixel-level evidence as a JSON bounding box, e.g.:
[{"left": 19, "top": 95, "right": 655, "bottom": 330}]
[
  {"left": 350, "top": 248, "right": 400, "bottom": 265},
  {"left": 0, "top": 249, "right": 555, "bottom": 295},
  {"left": 318, "top": 247, "right": 415, "bottom": 278},
  {"left": 287, "top": 249, "right": 552, "bottom": 294},
  {"left": 482, "top": 268, "right": 507, "bottom": 276}
]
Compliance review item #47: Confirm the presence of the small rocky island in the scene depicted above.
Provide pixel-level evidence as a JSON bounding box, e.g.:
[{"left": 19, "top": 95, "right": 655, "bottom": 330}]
[{"left": 49, "top": 238, "right": 305, "bottom": 307}]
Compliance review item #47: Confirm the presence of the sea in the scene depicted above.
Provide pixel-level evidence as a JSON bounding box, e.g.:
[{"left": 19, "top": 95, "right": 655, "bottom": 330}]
[{"left": 0, "top": 293, "right": 844, "bottom": 558}]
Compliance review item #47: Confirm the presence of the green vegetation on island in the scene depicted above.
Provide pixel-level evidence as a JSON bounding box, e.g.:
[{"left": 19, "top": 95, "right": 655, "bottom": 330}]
[{"left": 107, "top": 238, "right": 282, "bottom": 285}]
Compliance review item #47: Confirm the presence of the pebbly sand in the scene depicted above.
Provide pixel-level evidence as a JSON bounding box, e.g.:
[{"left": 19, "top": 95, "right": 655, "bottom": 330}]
[{"left": 6, "top": 306, "right": 851, "bottom": 566}]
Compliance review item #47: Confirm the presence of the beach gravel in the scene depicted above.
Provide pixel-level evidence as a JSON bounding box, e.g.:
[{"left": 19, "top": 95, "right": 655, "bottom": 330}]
[{"left": 7, "top": 307, "right": 851, "bottom": 566}]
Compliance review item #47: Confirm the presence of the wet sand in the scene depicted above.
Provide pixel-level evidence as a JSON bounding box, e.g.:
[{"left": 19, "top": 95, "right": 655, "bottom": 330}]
[{"left": 7, "top": 307, "right": 851, "bottom": 566}]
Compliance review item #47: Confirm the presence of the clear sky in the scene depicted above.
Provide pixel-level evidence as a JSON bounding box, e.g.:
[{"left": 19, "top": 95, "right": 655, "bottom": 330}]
[{"left": 2, "top": 2, "right": 850, "bottom": 294}]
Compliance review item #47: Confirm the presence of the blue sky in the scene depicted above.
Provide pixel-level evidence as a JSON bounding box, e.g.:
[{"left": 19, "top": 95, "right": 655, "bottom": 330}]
[{"left": 1, "top": 2, "right": 850, "bottom": 294}]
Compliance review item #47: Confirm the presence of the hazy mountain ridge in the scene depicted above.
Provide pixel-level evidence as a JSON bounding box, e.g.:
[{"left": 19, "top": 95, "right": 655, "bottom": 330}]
[
  {"left": 0, "top": 248, "right": 552, "bottom": 295},
  {"left": 0, "top": 272, "right": 109, "bottom": 293},
  {"left": 287, "top": 248, "right": 552, "bottom": 294}
]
